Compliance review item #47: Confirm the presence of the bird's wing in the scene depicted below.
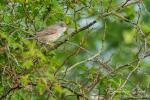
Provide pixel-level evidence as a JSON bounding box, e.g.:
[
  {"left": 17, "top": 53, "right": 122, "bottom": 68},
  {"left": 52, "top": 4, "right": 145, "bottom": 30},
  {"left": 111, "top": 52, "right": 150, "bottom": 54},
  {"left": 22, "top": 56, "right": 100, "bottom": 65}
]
[{"left": 36, "top": 26, "right": 57, "bottom": 37}]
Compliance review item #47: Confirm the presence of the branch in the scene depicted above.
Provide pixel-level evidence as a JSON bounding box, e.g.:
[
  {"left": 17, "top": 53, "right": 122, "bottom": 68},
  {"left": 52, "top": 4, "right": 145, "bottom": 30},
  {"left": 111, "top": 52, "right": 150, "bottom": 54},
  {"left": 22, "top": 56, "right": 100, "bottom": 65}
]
[
  {"left": 49, "top": 0, "right": 140, "bottom": 50},
  {"left": 61, "top": 85, "right": 86, "bottom": 99},
  {"left": 66, "top": 50, "right": 101, "bottom": 72},
  {"left": 0, "top": 82, "right": 86, "bottom": 99},
  {"left": 122, "top": 96, "right": 150, "bottom": 100},
  {"left": 49, "top": 20, "right": 97, "bottom": 50},
  {"left": 0, "top": 85, "right": 22, "bottom": 99},
  {"left": 111, "top": 61, "right": 140, "bottom": 99}
]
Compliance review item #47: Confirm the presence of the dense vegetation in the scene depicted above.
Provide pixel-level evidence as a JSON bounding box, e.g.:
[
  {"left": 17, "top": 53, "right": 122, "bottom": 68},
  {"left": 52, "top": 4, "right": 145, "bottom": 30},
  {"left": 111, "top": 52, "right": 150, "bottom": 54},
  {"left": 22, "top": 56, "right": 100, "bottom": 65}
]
[{"left": 0, "top": 0, "right": 150, "bottom": 100}]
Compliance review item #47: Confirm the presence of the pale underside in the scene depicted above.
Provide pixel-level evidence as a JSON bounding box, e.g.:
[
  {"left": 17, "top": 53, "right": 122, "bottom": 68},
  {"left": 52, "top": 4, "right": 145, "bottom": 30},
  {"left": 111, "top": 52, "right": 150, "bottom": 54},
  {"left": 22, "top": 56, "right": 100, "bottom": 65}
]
[{"left": 36, "top": 25, "right": 67, "bottom": 44}]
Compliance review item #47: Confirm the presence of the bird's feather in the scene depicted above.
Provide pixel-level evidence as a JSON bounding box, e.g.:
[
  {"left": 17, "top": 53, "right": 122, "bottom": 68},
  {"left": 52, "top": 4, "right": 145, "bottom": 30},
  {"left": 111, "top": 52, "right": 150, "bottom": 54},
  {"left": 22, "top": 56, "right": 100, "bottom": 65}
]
[{"left": 36, "top": 26, "right": 57, "bottom": 37}]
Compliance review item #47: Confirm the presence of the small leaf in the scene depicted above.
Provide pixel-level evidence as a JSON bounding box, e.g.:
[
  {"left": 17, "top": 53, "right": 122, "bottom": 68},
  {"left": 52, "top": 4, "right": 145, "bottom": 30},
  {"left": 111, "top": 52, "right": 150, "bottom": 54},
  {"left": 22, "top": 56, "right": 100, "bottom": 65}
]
[
  {"left": 22, "top": 60, "right": 33, "bottom": 69},
  {"left": 36, "top": 78, "right": 47, "bottom": 95},
  {"left": 20, "top": 75, "right": 29, "bottom": 86},
  {"left": 53, "top": 84, "right": 62, "bottom": 94}
]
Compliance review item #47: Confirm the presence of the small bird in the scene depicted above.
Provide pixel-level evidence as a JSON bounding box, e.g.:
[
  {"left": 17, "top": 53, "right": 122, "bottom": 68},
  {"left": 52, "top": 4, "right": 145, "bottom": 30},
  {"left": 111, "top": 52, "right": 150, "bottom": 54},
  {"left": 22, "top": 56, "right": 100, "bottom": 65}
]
[{"left": 34, "top": 22, "right": 67, "bottom": 44}]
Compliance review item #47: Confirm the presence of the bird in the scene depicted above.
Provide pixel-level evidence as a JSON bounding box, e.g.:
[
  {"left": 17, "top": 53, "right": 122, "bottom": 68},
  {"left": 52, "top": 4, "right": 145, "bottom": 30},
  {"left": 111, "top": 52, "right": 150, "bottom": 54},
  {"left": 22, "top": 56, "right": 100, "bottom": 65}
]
[{"left": 31, "top": 22, "right": 67, "bottom": 44}]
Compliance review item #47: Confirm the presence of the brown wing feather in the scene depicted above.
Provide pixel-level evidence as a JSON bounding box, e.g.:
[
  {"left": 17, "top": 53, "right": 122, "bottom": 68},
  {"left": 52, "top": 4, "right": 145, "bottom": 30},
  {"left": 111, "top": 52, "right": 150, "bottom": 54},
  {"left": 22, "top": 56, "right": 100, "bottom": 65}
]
[{"left": 36, "top": 26, "right": 57, "bottom": 37}]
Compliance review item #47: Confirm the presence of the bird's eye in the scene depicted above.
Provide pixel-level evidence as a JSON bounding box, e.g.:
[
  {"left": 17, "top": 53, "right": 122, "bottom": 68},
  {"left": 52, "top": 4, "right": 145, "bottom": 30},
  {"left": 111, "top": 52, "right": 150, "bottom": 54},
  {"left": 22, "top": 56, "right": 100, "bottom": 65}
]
[{"left": 60, "top": 23, "right": 66, "bottom": 27}]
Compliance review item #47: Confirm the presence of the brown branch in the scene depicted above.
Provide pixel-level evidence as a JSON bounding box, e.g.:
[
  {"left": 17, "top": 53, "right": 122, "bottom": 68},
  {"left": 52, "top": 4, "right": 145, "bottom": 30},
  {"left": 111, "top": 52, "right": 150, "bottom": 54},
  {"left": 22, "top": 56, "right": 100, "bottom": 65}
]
[
  {"left": 61, "top": 85, "right": 86, "bottom": 99},
  {"left": 85, "top": 50, "right": 150, "bottom": 94},
  {"left": 54, "top": 46, "right": 81, "bottom": 76},
  {"left": 49, "top": 20, "right": 97, "bottom": 50},
  {"left": 49, "top": 0, "right": 140, "bottom": 51},
  {"left": 0, "top": 85, "right": 22, "bottom": 100},
  {"left": 111, "top": 61, "right": 140, "bottom": 99},
  {"left": 122, "top": 97, "right": 150, "bottom": 100},
  {"left": 0, "top": 82, "right": 86, "bottom": 100},
  {"left": 86, "top": 73, "right": 101, "bottom": 93}
]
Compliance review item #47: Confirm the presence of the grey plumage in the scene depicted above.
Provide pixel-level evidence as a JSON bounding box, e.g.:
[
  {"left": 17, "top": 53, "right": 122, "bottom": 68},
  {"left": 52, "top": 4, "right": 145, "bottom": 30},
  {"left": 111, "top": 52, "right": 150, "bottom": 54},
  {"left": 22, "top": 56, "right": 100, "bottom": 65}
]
[{"left": 27, "top": 22, "right": 67, "bottom": 44}]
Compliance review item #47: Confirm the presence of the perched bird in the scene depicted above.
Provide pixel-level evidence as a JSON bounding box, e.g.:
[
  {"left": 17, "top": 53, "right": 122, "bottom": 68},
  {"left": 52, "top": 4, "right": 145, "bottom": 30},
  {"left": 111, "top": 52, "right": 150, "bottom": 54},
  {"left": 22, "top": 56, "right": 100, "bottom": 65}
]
[{"left": 35, "top": 22, "right": 67, "bottom": 44}]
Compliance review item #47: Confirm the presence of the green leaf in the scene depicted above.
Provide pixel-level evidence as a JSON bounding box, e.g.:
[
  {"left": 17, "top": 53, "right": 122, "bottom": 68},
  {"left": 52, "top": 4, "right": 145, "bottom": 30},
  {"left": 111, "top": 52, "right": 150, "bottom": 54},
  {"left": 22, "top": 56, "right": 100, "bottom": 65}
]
[
  {"left": 36, "top": 78, "right": 47, "bottom": 95},
  {"left": 20, "top": 75, "right": 29, "bottom": 86},
  {"left": 123, "top": 29, "right": 136, "bottom": 44},
  {"left": 53, "top": 84, "right": 62, "bottom": 94},
  {"left": 22, "top": 60, "right": 33, "bottom": 69}
]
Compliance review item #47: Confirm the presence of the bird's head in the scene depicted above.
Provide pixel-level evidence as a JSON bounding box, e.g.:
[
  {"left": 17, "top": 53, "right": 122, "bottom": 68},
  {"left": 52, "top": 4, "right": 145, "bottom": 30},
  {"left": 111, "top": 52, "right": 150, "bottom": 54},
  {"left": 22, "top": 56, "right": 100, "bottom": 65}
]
[{"left": 56, "top": 22, "right": 67, "bottom": 32}]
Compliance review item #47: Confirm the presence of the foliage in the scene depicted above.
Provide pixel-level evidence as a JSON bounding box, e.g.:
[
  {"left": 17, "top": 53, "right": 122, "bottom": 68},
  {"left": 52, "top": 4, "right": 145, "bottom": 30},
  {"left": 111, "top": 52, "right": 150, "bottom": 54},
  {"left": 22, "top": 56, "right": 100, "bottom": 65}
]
[{"left": 0, "top": 0, "right": 150, "bottom": 100}]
